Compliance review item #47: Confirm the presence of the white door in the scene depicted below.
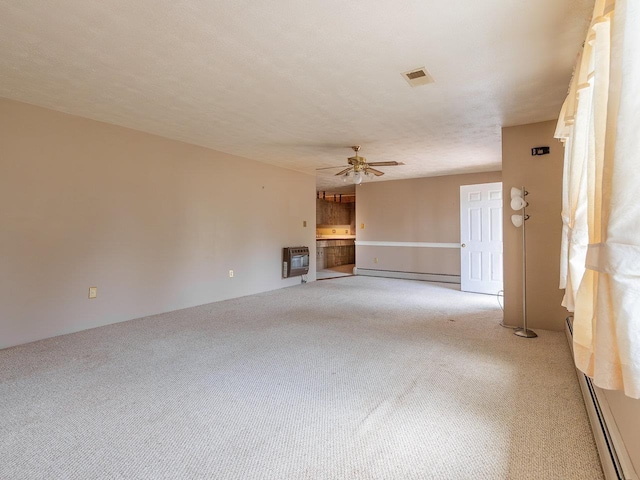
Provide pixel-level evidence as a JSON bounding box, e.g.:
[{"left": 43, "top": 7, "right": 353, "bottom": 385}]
[{"left": 460, "top": 182, "right": 503, "bottom": 295}]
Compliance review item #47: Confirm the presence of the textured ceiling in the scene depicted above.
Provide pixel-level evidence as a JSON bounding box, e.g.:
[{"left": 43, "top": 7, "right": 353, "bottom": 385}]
[{"left": 0, "top": 0, "right": 593, "bottom": 193}]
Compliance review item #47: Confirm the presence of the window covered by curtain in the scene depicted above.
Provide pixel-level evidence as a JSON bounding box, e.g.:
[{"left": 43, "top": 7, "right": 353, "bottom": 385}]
[{"left": 555, "top": 0, "right": 640, "bottom": 398}]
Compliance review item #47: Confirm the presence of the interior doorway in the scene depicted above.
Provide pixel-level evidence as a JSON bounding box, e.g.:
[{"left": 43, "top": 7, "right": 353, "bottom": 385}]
[
  {"left": 459, "top": 182, "right": 504, "bottom": 294},
  {"left": 315, "top": 191, "right": 356, "bottom": 280}
]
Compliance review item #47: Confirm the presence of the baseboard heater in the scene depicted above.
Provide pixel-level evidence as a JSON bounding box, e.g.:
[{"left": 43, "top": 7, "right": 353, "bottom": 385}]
[
  {"left": 355, "top": 268, "right": 460, "bottom": 284},
  {"left": 565, "top": 316, "right": 638, "bottom": 480}
]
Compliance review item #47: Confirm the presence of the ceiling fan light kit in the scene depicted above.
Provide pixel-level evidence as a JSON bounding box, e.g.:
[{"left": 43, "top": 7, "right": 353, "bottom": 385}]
[{"left": 342, "top": 169, "right": 374, "bottom": 185}]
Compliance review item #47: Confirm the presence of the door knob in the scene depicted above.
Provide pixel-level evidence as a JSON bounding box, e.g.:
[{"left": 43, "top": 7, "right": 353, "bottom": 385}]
[{"left": 461, "top": 243, "right": 466, "bottom": 248}]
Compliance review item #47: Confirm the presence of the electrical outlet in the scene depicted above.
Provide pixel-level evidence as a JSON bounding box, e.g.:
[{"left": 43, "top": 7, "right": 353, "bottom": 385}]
[
  {"left": 303, "top": 220, "right": 307, "bottom": 227},
  {"left": 229, "top": 270, "right": 234, "bottom": 278},
  {"left": 88, "top": 287, "right": 97, "bottom": 299},
  {"left": 374, "top": 258, "right": 378, "bottom": 264},
  {"left": 360, "top": 223, "right": 365, "bottom": 229}
]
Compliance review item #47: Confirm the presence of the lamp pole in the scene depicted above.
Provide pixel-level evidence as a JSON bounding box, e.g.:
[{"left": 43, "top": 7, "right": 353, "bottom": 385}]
[{"left": 515, "top": 186, "right": 537, "bottom": 338}]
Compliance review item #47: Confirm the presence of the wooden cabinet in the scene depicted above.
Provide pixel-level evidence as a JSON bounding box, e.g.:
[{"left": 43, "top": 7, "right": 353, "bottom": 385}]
[
  {"left": 316, "top": 199, "right": 355, "bottom": 227},
  {"left": 316, "top": 239, "right": 355, "bottom": 268}
]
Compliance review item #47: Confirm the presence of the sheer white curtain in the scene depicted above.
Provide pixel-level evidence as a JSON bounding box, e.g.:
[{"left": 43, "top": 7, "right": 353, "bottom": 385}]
[
  {"left": 556, "top": 0, "right": 640, "bottom": 398},
  {"left": 556, "top": 47, "right": 591, "bottom": 313}
]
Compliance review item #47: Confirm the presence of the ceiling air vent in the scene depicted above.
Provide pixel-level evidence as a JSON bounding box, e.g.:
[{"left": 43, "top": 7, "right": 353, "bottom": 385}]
[{"left": 401, "top": 67, "right": 434, "bottom": 87}]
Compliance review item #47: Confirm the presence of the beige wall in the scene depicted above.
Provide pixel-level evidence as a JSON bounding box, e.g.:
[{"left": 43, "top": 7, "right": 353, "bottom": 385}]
[
  {"left": 0, "top": 98, "right": 315, "bottom": 349},
  {"left": 356, "top": 171, "right": 502, "bottom": 276},
  {"left": 502, "top": 120, "right": 566, "bottom": 331}
]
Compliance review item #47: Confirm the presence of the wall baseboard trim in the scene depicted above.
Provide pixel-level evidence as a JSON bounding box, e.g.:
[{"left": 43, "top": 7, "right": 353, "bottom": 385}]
[
  {"left": 565, "top": 316, "right": 638, "bottom": 480},
  {"left": 355, "top": 268, "right": 461, "bottom": 284}
]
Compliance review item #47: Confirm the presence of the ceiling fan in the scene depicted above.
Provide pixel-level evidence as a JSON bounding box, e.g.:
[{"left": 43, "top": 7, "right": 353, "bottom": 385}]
[{"left": 317, "top": 146, "right": 403, "bottom": 184}]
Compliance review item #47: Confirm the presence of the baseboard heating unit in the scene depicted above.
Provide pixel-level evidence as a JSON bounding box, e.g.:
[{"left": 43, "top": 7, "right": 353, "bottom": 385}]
[{"left": 565, "top": 316, "right": 638, "bottom": 480}]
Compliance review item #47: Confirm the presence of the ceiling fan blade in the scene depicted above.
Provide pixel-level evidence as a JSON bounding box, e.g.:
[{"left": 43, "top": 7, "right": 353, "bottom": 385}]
[
  {"left": 316, "top": 165, "right": 345, "bottom": 171},
  {"left": 335, "top": 167, "right": 354, "bottom": 176},
  {"left": 366, "top": 167, "right": 385, "bottom": 176},
  {"left": 366, "top": 161, "right": 402, "bottom": 167}
]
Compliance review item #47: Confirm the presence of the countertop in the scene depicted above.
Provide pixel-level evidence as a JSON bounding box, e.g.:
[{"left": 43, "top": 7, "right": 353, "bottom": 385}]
[{"left": 316, "top": 235, "right": 356, "bottom": 240}]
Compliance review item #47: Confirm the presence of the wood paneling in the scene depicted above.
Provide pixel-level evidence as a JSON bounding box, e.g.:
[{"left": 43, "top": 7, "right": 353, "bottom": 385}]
[
  {"left": 316, "top": 199, "right": 354, "bottom": 227},
  {"left": 316, "top": 239, "right": 355, "bottom": 268}
]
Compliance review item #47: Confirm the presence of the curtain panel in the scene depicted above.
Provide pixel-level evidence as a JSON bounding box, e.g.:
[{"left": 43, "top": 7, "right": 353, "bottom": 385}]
[{"left": 555, "top": 0, "right": 640, "bottom": 398}]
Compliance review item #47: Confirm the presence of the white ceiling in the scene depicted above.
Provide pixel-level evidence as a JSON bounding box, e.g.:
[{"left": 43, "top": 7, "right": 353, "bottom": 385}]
[{"left": 0, "top": 0, "right": 593, "bottom": 193}]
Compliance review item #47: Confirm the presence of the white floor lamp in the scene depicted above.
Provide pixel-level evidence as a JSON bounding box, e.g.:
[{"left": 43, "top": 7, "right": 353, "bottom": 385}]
[{"left": 510, "top": 186, "right": 537, "bottom": 339}]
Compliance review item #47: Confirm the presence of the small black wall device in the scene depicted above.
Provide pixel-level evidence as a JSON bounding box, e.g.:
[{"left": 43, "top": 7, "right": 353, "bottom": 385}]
[{"left": 531, "top": 146, "right": 550, "bottom": 156}]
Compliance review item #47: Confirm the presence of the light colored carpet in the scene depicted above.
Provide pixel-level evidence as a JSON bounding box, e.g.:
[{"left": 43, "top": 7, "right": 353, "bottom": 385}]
[
  {"left": 0, "top": 276, "right": 603, "bottom": 480},
  {"left": 316, "top": 264, "right": 355, "bottom": 280}
]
